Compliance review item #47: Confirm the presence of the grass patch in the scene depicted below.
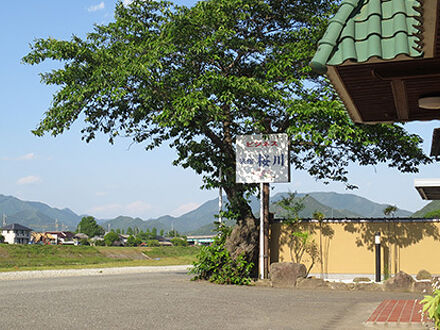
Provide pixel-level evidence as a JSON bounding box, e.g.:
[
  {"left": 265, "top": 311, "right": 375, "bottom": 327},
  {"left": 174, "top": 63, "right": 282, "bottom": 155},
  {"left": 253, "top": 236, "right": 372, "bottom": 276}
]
[{"left": 0, "top": 244, "right": 199, "bottom": 272}]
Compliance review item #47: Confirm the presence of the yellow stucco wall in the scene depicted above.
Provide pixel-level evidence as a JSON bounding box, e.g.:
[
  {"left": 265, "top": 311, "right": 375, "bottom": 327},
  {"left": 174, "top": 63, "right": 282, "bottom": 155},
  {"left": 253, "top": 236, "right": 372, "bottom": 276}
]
[{"left": 270, "top": 221, "right": 440, "bottom": 275}]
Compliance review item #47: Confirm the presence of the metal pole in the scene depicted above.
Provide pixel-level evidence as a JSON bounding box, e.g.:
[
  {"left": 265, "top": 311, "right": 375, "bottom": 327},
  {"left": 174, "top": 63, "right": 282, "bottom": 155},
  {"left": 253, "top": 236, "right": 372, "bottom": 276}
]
[
  {"left": 263, "top": 182, "right": 270, "bottom": 279},
  {"left": 219, "top": 168, "right": 223, "bottom": 224},
  {"left": 375, "top": 232, "right": 381, "bottom": 282},
  {"left": 259, "top": 182, "right": 264, "bottom": 280}
]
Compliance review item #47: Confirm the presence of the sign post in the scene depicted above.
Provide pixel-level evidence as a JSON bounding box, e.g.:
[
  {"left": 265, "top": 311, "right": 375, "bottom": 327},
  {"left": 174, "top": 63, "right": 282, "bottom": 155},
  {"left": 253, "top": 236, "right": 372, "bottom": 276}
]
[{"left": 236, "top": 134, "right": 290, "bottom": 279}]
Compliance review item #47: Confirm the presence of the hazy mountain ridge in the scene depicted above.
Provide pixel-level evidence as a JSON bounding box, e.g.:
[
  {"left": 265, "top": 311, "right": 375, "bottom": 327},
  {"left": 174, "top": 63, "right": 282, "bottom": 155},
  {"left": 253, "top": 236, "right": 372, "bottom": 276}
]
[
  {"left": 0, "top": 194, "right": 80, "bottom": 231},
  {"left": 300, "top": 192, "right": 413, "bottom": 218},
  {"left": 411, "top": 200, "right": 440, "bottom": 217},
  {"left": 0, "top": 192, "right": 416, "bottom": 235}
]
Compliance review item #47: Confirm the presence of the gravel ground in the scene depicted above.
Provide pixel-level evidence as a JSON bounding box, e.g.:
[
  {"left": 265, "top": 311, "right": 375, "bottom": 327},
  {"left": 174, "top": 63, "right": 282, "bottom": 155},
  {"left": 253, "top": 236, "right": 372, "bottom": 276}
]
[
  {"left": 0, "top": 271, "right": 423, "bottom": 330},
  {"left": 0, "top": 264, "right": 191, "bottom": 280}
]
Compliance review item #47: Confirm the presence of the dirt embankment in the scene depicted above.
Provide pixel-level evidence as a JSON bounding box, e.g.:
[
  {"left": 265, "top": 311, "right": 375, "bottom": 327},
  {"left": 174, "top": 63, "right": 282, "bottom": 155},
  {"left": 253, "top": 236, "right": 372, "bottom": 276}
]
[{"left": 97, "top": 248, "right": 151, "bottom": 260}]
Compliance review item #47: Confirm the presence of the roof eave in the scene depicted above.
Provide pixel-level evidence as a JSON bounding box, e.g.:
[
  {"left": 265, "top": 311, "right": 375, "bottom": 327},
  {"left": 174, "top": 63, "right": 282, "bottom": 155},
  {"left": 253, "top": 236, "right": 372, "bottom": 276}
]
[{"left": 326, "top": 66, "right": 363, "bottom": 123}]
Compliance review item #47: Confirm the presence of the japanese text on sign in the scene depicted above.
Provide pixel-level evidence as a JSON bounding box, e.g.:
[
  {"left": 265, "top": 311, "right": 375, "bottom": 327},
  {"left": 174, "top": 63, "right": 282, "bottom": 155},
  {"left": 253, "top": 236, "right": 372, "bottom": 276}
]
[{"left": 236, "top": 134, "right": 290, "bottom": 183}]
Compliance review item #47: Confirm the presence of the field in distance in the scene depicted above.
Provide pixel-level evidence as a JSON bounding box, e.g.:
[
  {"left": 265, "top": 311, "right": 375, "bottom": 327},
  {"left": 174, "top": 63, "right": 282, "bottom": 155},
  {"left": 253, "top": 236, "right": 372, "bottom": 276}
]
[{"left": 0, "top": 245, "right": 199, "bottom": 272}]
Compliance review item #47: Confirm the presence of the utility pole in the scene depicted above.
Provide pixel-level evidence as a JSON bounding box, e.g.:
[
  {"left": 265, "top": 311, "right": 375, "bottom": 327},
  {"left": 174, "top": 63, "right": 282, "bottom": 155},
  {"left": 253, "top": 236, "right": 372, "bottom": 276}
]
[
  {"left": 219, "top": 168, "right": 223, "bottom": 224},
  {"left": 259, "top": 182, "right": 270, "bottom": 279},
  {"left": 263, "top": 183, "right": 270, "bottom": 279}
]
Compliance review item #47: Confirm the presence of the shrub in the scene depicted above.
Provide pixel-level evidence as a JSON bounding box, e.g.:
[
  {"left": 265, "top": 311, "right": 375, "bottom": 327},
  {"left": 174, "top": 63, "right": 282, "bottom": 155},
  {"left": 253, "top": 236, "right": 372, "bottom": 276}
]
[
  {"left": 170, "top": 237, "right": 188, "bottom": 247},
  {"left": 146, "top": 240, "right": 160, "bottom": 247},
  {"left": 79, "top": 238, "right": 90, "bottom": 246},
  {"left": 421, "top": 278, "right": 440, "bottom": 329},
  {"left": 190, "top": 225, "right": 253, "bottom": 285},
  {"left": 126, "top": 235, "right": 136, "bottom": 247},
  {"left": 94, "top": 239, "right": 105, "bottom": 246},
  {"left": 104, "top": 232, "right": 119, "bottom": 246}
]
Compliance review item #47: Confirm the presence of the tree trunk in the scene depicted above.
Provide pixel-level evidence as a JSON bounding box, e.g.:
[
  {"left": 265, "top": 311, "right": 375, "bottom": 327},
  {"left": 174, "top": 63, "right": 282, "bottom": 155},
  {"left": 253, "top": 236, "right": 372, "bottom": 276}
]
[{"left": 223, "top": 185, "right": 259, "bottom": 277}]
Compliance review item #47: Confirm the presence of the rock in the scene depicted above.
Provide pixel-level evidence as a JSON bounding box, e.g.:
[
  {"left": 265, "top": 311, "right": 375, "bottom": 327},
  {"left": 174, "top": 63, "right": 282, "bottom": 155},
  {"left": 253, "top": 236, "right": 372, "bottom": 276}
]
[
  {"left": 329, "top": 282, "right": 354, "bottom": 291},
  {"left": 354, "top": 283, "right": 383, "bottom": 291},
  {"left": 296, "top": 277, "right": 331, "bottom": 290},
  {"left": 383, "top": 271, "right": 415, "bottom": 292},
  {"left": 270, "top": 262, "right": 307, "bottom": 288},
  {"left": 412, "top": 281, "right": 433, "bottom": 294},
  {"left": 416, "top": 269, "right": 432, "bottom": 281},
  {"left": 353, "top": 277, "right": 371, "bottom": 283}
]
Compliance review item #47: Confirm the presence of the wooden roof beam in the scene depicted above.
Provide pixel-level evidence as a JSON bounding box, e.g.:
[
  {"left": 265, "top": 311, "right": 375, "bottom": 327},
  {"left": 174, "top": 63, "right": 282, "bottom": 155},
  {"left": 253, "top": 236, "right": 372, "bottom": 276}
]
[{"left": 390, "top": 80, "right": 409, "bottom": 121}]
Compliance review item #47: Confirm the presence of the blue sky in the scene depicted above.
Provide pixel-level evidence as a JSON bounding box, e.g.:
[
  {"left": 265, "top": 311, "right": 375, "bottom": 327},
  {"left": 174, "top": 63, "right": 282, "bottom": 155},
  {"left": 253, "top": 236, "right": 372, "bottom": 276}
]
[{"left": 1, "top": 1, "right": 439, "bottom": 219}]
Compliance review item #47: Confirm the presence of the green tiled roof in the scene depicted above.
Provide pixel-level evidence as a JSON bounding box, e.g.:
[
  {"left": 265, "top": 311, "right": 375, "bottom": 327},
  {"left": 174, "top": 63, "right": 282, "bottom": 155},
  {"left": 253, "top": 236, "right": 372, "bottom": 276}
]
[{"left": 310, "top": 0, "right": 424, "bottom": 74}]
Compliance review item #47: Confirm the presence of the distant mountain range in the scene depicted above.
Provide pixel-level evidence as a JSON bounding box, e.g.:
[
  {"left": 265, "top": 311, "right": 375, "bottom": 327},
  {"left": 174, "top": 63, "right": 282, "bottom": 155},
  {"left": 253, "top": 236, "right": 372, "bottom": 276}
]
[
  {"left": 0, "top": 192, "right": 418, "bottom": 234},
  {"left": 411, "top": 200, "right": 440, "bottom": 217},
  {"left": 0, "top": 194, "right": 81, "bottom": 231}
]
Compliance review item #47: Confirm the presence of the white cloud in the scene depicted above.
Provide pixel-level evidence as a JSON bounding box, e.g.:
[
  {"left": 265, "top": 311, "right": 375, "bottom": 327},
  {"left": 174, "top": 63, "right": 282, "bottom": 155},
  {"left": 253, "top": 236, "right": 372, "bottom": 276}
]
[
  {"left": 18, "top": 153, "right": 36, "bottom": 160},
  {"left": 17, "top": 175, "right": 42, "bottom": 185},
  {"left": 88, "top": 2, "right": 105, "bottom": 12},
  {"left": 1, "top": 153, "right": 36, "bottom": 161},
  {"left": 122, "top": 0, "right": 133, "bottom": 6},
  {"left": 170, "top": 202, "right": 200, "bottom": 217}
]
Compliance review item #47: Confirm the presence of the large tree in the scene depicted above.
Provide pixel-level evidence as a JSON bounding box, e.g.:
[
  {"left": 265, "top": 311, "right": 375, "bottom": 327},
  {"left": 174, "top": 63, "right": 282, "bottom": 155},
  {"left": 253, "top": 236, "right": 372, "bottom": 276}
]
[
  {"left": 24, "top": 0, "right": 430, "bottom": 270},
  {"left": 77, "top": 216, "right": 105, "bottom": 237}
]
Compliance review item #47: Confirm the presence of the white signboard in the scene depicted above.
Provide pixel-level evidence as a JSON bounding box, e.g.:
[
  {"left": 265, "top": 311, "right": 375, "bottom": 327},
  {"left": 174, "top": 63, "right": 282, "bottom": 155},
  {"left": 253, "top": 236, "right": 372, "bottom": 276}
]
[{"left": 236, "top": 134, "right": 290, "bottom": 183}]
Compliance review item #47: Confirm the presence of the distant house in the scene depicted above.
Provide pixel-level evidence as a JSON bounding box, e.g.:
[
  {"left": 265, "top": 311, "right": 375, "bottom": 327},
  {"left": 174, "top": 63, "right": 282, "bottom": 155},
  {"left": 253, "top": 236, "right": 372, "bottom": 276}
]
[
  {"left": 1, "top": 223, "right": 33, "bottom": 244},
  {"left": 73, "top": 233, "right": 89, "bottom": 245},
  {"left": 186, "top": 235, "right": 215, "bottom": 246},
  {"left": 44, "top": 231, "right": 75, "bottom": 245},
  {"left": 118, "top": 234, "right": 129, "bottom": 246},
  {"left": 30, "top": 232, "right": 55, "bottom": 244},
  {"left": 157, "top": 236, "right": 173, "bottom": 246}
]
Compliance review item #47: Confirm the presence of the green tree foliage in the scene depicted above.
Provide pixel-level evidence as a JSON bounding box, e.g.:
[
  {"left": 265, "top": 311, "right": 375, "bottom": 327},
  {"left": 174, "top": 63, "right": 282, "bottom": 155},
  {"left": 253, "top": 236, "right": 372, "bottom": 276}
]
[
  {"left": 277, "top": 195, "right": 322, "bottom": 275},
  {"left": 146, "top": 239, "right": 160, "bottom": 247},
  {"left": 126, "top": 235, "right": 141, "bottom": 247},
  {"left": 423, "top": 210, "right": 440, "bottom": 219},
  {"left": 94, "top": 239, "right": 106, "bottom": 246},
  {"left": 136, "top": 231, "right": 148, "bottom": 242},
  {"left": 24, "top": 0, "right": 431, "bottom": 275},
  {"left": 116, "top": 228, "right": 121, "bottom": 234},
  {"left": 171, "top": 237, "right": 188, "bottom": 246},
  {"left": 383, "top": 205, "right": 398, "bottom": 217},
  {"left": 126, "top": 227, "right": 134, "bottom": 235},
  {"left": 104, "top": 231, "right": 120, "bottom": 246},
  {"left": 160, "top": 229, "right": 164, "bottom": 237},
  {"left": 421, "top": 279, "right": 440, "bottom": 329},
  {"left": 0, "top": 234, "right": 4, "bottom": 243},
  {"left": 190, "top": 225, "right": 253, "bottom": 285},
  {"left": 76, "top": 216, "right": 105, "bottom": 237},
  {"left": 167, "top": 229, "right": 180, "bottom": 238},
  {"left": 79, "top": 238, "right": 90, "bottom": 246},
  {"left": 151, "top": 227, "right": 157, "bottom": 238}
]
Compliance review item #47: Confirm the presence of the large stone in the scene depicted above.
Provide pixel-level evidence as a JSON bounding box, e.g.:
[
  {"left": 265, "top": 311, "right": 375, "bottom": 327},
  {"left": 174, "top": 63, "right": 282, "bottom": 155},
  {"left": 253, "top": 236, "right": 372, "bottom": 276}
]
[
  {"left": 383, "top": 271, "right": 415, "bottom": 292},
  {"left": 270, "top": 262, "right": 307, "bottom": 288},
  {"left": 296, "top": 277, "right": 331, "bottom": 290},
  {"left": 329, "top": 282, "right": 354, "bottom": 291},
  {"left": 416, "top": 269, "right": 432, "bottom": 280},
  {"left": 354, "top": 283, "right": 383, "bottom": 291},
  {"left": 412, "top": 281, "right": 433, "bottom": 294}
]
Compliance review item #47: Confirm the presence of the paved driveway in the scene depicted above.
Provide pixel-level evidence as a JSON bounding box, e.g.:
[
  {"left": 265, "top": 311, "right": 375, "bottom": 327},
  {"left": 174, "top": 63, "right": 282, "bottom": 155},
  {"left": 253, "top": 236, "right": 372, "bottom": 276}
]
[{"left": 0, "top": 271, "right": 423, "bottom": 329}]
